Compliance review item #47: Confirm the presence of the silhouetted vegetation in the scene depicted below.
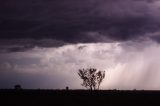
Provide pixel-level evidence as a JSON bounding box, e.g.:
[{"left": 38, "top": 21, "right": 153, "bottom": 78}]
[
  {"left": 14, "top": 85, "right": 22, "bottom": 90},
  {"left": 78, "top": 68, "right": 105, "bottom": 90}
]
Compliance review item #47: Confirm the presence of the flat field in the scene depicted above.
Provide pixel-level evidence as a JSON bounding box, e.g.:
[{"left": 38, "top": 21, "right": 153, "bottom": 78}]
[{"left": 0, "top": 89, "right": 160, "bottom": 106}]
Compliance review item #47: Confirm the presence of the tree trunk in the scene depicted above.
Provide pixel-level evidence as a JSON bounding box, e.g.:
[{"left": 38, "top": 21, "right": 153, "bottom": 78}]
[
  {"left": 93, "top": 86, "right": 96, "bottom": 90},
  {"left": 90, "top": 86, "right": 92, "bottom": 91},
  {"left": 98, "top": 84, "right": 100, "bottom": 90}
]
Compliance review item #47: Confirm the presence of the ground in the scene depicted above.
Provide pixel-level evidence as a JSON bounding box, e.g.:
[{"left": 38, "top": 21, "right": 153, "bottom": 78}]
[{"left": 0, "top": 89, "right": 160, "bottom": 106}]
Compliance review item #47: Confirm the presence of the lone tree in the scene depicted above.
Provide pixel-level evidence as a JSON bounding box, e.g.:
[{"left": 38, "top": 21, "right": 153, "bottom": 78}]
[
  {"left": 14, "top": 84, "right": 22, "bottom": 90},
  {"left": 78, "top": 68, "right": 105, "bottom": 90}
]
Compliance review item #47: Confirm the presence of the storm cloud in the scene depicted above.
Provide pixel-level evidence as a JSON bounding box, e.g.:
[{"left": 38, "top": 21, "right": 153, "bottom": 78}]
[
  {"left": 1, "top": 0, "right": 160, "bottom": 43},
  {"left": 1, "top": 0, "right": 160, "bottom": 90},
  {"left": 0, "top": 39, "right": 67, "bottom": 52},
  {"left": 1, "top": 40, "right": 160, "bottom": 89}
]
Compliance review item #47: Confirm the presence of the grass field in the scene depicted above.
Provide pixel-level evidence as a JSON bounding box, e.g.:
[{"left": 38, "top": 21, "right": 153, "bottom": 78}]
[{"left": 0, "top": 89, "right": 160, "bottom": 106}]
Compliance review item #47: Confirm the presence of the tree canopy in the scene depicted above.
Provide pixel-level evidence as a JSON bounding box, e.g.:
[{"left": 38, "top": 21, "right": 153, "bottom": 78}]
[{"left": 78, "top": 68, "right": 105, "bottom": 90}]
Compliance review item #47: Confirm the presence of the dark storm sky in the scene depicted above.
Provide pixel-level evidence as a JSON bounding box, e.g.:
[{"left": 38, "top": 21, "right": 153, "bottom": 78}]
[
  {"left": 1, "top": 0, "right": 160, "bottom": 89},
  {"left": 1, "top": 0, "right": 160, "bottom": 43}
]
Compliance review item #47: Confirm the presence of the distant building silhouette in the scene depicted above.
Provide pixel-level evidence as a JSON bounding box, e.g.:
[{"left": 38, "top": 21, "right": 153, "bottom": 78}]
[
  {"left": 66, "top": 86, "right": 69, "bottom": 90},
  {"left": 14, "top": 85, "right": 22, "bottom": 90}
]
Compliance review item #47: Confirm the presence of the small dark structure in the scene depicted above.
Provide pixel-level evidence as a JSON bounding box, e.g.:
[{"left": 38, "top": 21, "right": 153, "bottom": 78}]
[
  {"left": 66, "top": 86, "right": 69, "bottom": 90},
  {"left": 14, "top": 85, "right": 22, "bottom": 90}
]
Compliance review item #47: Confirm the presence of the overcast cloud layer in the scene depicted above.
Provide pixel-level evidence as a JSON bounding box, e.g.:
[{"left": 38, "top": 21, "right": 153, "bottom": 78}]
[
  {"left": 1, "top": 0, "right": 160, "bottom": 89},
  {"left": 1, "top": 0, "right": 160, "bottom": 43}
]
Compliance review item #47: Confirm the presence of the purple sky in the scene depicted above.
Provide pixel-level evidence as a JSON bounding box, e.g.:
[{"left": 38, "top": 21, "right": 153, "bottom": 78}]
[{"left": 1, "top": 0, "right": 160, "bottom": 89}]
